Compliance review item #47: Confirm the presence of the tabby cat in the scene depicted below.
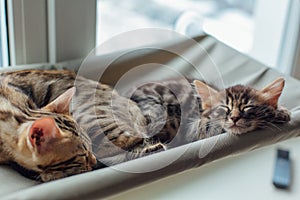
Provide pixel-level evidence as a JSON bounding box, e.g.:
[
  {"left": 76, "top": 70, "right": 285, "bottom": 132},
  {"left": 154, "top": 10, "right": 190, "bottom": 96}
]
[
  {"left": 0, "top": 78, "right": 97, "bottom": 182},
  {"left": 0, "top": 69, "right": 291, "bottom": 181},
  {"left": 0, "top": 69, "right": 163, "bottom": 181},
  {"left": 130, "top": 77, "right": 291, "bottom": 147}
]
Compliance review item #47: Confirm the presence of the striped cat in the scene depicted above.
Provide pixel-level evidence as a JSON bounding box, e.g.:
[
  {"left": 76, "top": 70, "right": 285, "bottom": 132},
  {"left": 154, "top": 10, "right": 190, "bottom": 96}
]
[
  {"left": 0, "top": 69, "right": 291, "bottom": 181},
  {"left": 130, "top": 78, "right": 291, "bottom": 147},
  {"left": 0, "top": 79, "right": 97, "bottom": 182},
  {"left": 0, "top": 70, "right": 164, "bottom": 181}
]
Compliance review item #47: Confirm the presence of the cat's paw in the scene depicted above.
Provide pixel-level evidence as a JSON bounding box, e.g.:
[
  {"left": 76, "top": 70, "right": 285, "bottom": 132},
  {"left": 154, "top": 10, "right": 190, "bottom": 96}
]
[
  {"left": 274, "top": 108, "right": 291, "bottom": 123},
  {"left": 141, "top": 142, "right": 167, "bottom": 155}
]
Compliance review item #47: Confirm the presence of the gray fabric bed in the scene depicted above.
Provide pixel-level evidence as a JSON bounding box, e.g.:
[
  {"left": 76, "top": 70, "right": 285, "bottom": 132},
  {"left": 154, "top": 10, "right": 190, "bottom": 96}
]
[{"left": 1, "top": 35, "right": 300, "bottom": 199}]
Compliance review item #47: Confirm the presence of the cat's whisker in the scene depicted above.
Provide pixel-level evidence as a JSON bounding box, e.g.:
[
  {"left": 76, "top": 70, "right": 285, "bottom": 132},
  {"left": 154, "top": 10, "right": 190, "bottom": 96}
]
[
  {"left": 263, "top": 122, "right": 285, "bottom": 132},
  {"left": 258, "top": 121, "right": 279, "bottom": 131}
]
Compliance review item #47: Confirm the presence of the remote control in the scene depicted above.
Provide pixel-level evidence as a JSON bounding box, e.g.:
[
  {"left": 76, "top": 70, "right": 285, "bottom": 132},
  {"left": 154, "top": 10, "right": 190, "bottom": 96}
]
[{"left": 272, "top": 149, "right": 291, "bottom": 189}]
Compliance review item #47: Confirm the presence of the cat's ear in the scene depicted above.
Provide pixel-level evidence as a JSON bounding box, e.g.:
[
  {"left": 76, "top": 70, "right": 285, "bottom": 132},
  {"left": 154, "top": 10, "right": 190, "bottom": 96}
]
[
  {"left": 260, "top": 78, "right": 285, "bottom": 108},
  {"left": 29, "top": 117, "right": 61, "bottom": 154},
  {"left": 193, "top": 80, "right": 219, "bottom": 109},
  {"left": 42, "top": 87, "right": 75, "bottom": 114}
]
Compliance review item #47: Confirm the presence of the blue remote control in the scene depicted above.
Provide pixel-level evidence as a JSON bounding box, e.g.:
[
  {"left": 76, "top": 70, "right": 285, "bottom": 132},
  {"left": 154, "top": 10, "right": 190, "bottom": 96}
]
[{"left": 273, "top": 149, "right": 291, "bottom": 189}]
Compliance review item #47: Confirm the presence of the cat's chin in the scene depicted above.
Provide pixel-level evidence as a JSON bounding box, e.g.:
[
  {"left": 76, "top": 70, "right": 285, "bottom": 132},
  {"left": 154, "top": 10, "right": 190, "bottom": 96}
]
[
  {"left": 225, "top": 126, "right": 249, "bottom": 135},
  {"left": 226, "top": 126, "right": 255, "bottom": 135},
  {"left": 227, "top": 128, "right": 245, "bottom": 135}
]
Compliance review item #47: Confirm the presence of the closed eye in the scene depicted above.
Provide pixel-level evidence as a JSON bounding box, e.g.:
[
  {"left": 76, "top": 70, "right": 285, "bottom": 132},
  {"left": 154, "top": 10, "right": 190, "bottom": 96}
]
[
  {"left": 242, "top": 105, "right": 255, "bottom": 112},
  {"left": 219, "top": 105, "right": 231, "bottom": 114}
]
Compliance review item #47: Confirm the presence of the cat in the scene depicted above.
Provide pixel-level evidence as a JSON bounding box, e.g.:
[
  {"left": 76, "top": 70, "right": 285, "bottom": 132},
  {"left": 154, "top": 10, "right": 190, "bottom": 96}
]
[
  {"left": 0, "top": 78, "right": 97, "bottom": 182},
  {"left": 0, "top": 69, "right": 164, "bottom": 181},
  {"left": 0, "top": 69, "right": 291, "bottom": 181},
  {"left": 129, "top": 77, "right": 291, "bottom": 147}
]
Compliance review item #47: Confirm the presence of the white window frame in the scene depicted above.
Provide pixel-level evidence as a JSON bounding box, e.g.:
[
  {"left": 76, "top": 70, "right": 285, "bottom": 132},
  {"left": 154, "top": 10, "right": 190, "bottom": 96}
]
[
  {"left": 0, "top": 0, "right": 9, "bottom": 66},
  {"left": 251, "top": 0, "right": 300, "bottom": 75},
  {"left": 7, "top": 0, "right": 48, "bottom": 66},
  {"left": 293, "top": 35, "right": 300, "bottom": 79},
  {"left": 7, "top": 0, "right": 97, "bottom": 66},
  {"left": 281, "top": 0, "right": 300, "bottom": 78},
  {"left": 48, "top": 0, "right": 97, "bottom": 63}
]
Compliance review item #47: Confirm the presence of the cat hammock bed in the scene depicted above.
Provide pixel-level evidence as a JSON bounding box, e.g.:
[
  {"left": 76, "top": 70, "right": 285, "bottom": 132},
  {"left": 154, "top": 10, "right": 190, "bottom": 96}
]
[{"left": 1, "top": 34, "right": 300, "bottom": 199}]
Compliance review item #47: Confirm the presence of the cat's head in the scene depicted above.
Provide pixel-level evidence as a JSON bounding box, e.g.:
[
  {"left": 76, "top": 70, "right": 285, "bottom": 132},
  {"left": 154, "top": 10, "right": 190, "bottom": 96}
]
[
  {"left": 194, "top": 78, "right": 290, "bottom": 135},
  {"left": 1, "top": 87, "right": 97, "bottom": 182}
]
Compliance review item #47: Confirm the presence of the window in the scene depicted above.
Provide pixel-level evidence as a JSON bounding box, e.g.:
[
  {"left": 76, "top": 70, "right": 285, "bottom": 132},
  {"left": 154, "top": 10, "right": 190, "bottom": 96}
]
[
  {"left": 6, "top": 0, "right": 96, "bottom": 66},
  {"left": 0, "top": 0, "right": 9, "bottom": 67},
  {"left": 2, "top": 0, "right": 299, "bottom": 74},
  {"left": 97, "top": 0, "right": 300, "bottom": 75}
]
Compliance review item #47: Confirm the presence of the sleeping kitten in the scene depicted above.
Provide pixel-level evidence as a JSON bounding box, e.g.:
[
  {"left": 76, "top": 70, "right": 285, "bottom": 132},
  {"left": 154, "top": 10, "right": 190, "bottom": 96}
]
[
  {"left": 0, "top": 69, "right": 290, "bottom": 181},
  {"left": 0, "top": 79, "right": 97, "bottom": 182},
  {"left": 130, "top": 78, "right": 290, "bottom": 146},
  {"left": 194, "top": 78, "right": 290, "bottom": 135},
  {"left": 0, "top": 69, "right": 164, "bottom": 181}
]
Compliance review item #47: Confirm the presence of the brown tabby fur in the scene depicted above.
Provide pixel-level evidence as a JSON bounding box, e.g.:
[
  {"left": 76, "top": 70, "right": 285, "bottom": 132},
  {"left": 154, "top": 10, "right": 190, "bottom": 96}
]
[
  {"left": 0, "top": 69, "right": 291, "bottom": 181},
  {"left": 0, "top": 69, "right": 164, "bottom": 181},
  {"left": 0, "top": 73, "right": 97, "bottom": 182},
  {"left": 130, "top": 78, "right": 291, "bottom": 147}
]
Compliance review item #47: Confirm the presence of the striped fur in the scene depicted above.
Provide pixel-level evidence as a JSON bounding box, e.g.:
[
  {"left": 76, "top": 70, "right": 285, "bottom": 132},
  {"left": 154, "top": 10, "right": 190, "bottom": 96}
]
[
  {"left": 130, "top": 79, "right": 203, "bottom": 147},
  {"left": 0, "top": 69, "right": 290, "bottom": 181},
  {"left": 0, "top": 69, "right": 164, "bottom": 181},
  {"left": 130, "top": 78, "right": 291, "bottom": 147},
  {"left": 0, "top": 75, "right": 97, "bottom": 182}
]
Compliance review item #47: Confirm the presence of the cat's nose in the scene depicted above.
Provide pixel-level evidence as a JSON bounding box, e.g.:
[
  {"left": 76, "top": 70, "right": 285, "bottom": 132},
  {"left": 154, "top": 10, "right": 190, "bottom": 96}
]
[{"left": 231, "top": 116, "right": 240, "bottom": 123}]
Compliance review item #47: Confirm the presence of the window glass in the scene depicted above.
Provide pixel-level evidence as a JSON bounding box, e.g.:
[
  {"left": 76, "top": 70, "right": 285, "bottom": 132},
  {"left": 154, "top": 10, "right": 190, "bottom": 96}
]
[
  {"left": 97, "top": 0, "right": 254, "bottom": 50},
  {"left": 97, "top": 0, "right": 298, "bottom": 70}
]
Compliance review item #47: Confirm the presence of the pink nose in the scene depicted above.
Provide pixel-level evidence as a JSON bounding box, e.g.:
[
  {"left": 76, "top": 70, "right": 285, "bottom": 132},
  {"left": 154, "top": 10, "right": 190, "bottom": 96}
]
[{"left": 231, "top": 116, "right": 240, "bottom": 123}]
